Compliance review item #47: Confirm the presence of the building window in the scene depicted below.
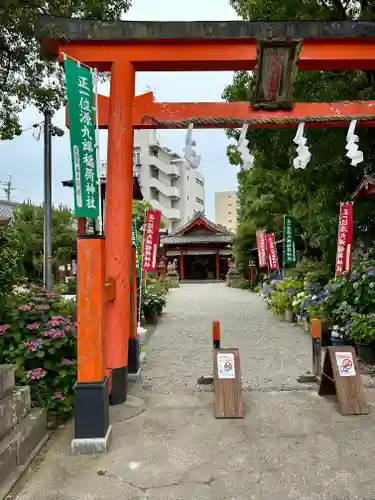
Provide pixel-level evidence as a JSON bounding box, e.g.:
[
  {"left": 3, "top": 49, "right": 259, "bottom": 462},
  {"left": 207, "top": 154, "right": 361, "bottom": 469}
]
[
  {"left": 187, "top": 195, "right": 190, "bottom": 201},
  {"left": 228, "top": 203, "right": 232, "bottom": 206},
  {"left": 229, "top": 219, "right": 232, "bottom": 223},
  {"left": 195, "top": 177, "right": 204, "bottom": 187},
  {"left": 187, "top": 175, "right": 189, "bottom": 180},
  {"left": 149, "top": 146, "right": 158, "bottom": 158},
  {"left": 228, "top": 211, "right": 231, "bottom": 215},
  {"left": 133, "top": 147, "right": 141, "bottom": 165},
  {"left": 196, "top": 197, "right": 204, "bottom": 205}
]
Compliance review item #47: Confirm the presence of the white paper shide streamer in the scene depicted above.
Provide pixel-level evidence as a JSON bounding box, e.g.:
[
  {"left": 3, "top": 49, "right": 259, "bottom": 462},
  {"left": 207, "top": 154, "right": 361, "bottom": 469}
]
[
  {"left": 238, "top": 124, "right": 254, "bottom": 170},
  {"left": 346, "top": 120, "right": 364, "bottom": 166},
  {"left": 183, "top": 123, "right": 202, "bottom": 169},
  {"left": 293, "top": 122, "right": 311, "bottom": 170}
]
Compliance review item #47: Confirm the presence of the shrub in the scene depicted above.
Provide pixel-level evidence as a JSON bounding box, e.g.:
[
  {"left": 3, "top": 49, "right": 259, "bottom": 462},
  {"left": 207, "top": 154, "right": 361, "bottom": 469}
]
[
  {"left": 290, "top": 259, "right": 332, "bottom": 285},
  {"left": 142, "top": 289, "right": 166, "bottom": 317},
  {"left": 0, "top": 227, "right": 22, "bottom": 323},
  {"left": 0, "top": 286, "right": 76, "bottom": 417},
  {"left": 349, "top": 313, "right": 375, "bottom": 345},
  {"left": 269, "top": 278, "right": 304, "bottom": 316}
]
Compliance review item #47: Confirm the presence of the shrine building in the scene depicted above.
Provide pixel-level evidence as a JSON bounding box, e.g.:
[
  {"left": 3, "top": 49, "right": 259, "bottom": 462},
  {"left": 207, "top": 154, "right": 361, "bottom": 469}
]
[{"left": 160, "top": 212, "right": 233, "bottom": 281}]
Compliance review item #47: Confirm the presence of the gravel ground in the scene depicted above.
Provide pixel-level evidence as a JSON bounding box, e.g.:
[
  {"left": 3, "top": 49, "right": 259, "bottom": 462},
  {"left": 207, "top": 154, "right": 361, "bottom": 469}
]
[{"left": 139, "top": 283, "right": 313, "bottom": 394}]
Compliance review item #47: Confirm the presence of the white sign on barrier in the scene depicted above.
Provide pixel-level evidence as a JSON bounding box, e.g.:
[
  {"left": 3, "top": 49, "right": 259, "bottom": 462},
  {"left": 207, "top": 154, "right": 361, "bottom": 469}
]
[
  {"left": 217, "top": 353, "right": 235, "bottom": 379},
  {"left": 335, "top": 351, "right": 356, "bottom": 377}
]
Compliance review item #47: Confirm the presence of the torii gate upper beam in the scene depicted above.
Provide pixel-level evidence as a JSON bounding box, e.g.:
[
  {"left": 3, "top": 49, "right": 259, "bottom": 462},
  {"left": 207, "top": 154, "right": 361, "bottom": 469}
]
[
  {"left": 66, "top": 92, "right": 375, "bottom": 129},
  {"left": 38, "top": 17, "right": 375, "bottom": 72}
]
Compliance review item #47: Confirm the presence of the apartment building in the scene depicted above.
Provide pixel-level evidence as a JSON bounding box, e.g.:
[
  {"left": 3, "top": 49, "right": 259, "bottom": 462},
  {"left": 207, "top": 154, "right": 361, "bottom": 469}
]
[
  {"left": 133, "top": 130, "right": 205, "bottom": 232},
  {"left": 214, "top": 190, "right": 238, "bottom": 233}
]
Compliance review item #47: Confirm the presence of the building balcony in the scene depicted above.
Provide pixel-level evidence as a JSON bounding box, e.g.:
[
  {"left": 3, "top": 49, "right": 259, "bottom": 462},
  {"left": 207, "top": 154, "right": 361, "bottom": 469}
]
[
  {"left": 148, "top": 156, "right": 180, "bottom": 178},
  {"left": 149, "top": 177, "right": 180, "bottom": 199},
  {"left": 150, "top": 199, "right": 181, "bottom": 221}
]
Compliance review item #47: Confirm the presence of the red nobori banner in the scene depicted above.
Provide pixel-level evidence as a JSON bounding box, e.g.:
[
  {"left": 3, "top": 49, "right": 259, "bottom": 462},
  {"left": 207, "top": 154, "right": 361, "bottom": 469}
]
[
  {"left": 335, "top": 203, "right": 354, "bottom": 276},
  {"left": 256, "top": 230, "right": 267, "bottom": 268},
  {"left": 266, "top": 233, "right": 279, "bottom": 271},
  {"left": 142, "top": 210, "right": 161, "bottom": 272}
]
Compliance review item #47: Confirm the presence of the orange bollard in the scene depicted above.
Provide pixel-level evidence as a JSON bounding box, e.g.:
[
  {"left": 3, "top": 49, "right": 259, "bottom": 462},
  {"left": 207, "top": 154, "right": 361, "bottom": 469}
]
[
  {"left": 213, "top": 320, "right": 221, "bottom": 349},
  {"left": 311, "top": 318, "right": 322, "bottom": 379}
]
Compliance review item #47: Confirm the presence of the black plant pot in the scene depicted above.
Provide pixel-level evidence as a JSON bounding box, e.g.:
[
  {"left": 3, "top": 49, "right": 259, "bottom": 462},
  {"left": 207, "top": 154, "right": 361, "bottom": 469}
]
[
  {"left": 331, "top": 338, "right": 346, "bottom": 347},
  {"left": 321, "top": 327, "right": 331, "bottom": 348},
  {"left": 356, "top": 342, "right": 375, "bottom": 364}
]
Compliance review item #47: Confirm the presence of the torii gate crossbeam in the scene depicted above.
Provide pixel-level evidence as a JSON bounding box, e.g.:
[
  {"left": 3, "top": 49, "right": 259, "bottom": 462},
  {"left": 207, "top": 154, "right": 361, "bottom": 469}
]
[{"left": 67, "top": 92, "right": 375, "bottom": 129}]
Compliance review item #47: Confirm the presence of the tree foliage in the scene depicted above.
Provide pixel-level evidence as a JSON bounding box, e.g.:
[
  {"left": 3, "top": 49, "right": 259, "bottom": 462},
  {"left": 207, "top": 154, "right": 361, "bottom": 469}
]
[
  {"left": 0, "top": 0, "right": 132, "bottom": 139},
  {"left": 6, "top": 202, "right": 76, "bottom": 281},
  {"left": 225, "top": 0, "right": 375, "bottom": 267}
]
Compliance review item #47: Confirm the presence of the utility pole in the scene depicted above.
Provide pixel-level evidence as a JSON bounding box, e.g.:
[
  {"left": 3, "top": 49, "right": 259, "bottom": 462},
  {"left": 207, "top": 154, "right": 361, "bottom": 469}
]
[
  {"left": 43, "top": 110, "right": 53, "bottom": 292},
  {"left": 0, "top": 174, "right": 13, "bottom": 201}
]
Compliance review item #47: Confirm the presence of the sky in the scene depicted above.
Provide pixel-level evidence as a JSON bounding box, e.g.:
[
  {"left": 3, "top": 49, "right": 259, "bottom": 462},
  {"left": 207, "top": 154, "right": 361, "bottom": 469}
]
[{"left": 0, "top": 0, "right": 240, "bottom": 220}]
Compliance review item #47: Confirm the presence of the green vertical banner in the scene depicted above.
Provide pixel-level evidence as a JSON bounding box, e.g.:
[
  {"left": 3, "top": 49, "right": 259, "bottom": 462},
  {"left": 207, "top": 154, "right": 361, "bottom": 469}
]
[
  {"left": 132, "top": 218, "right": 140, "bottom": 271},
  {"left": 283, "top": 215, "right": 296, "bottom": 266},
  {"left": 64, "top": 57, "right": 100, "bottom": 219}
]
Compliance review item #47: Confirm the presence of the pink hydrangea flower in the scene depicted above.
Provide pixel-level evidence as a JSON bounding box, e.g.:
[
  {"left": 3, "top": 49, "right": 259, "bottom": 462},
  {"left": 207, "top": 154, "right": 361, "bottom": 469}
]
[
  {"left": 18, "top": 305, "right": 32, "bottom": 312},
  {"left": 36, "top": 304, "right": 50, "bottom": 311},
  {"left": 44, "top": 328, "right": 65, "bottom": 339},
  {"left": 27, "top": 323, "right": 40, "bottom": 330},
  {"left": 27, "top": 368, "right": 47, "bottom": 381},
  {"left": 0, "top": 325, "right": 10, "bottom": 334},
  {"left": 61, "top": 358, "right": 72, "bottom": 366},
  {"left": 24, "top": 340, "right": 43, "bottom": 352},
  {"left": 48, "top": 316, "right": 68, "bottom": 327},
  {"left": 52, "top": 391, "right": 66, "bottom": 401}
]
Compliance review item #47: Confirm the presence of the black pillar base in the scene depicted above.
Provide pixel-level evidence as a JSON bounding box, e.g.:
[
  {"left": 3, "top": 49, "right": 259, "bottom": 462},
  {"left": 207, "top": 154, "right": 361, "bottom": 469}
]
[
  {"left": 128, "top": 337, "right": 140, "bottom": 375},
  {"left": 74, "top": 377, "right": 109, "bottom": 439},
  {"left": 110, "top": 366, "right": 128, "bottom": 405}
]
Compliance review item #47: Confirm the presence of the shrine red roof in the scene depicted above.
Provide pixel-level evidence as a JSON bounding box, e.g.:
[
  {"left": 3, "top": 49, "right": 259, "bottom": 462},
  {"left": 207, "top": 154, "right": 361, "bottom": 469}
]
[
  {"left": 351, "top": 175, "right": 375, "bottom": 201},
  {"left": 161, "top": 213, "right": 234, "bottom": 246}
]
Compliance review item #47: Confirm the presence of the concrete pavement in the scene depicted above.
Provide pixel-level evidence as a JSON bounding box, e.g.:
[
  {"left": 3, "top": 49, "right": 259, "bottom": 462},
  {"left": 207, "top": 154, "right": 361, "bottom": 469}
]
[{"left": 8, "top": 283, "right": 375, "bottom": 500}]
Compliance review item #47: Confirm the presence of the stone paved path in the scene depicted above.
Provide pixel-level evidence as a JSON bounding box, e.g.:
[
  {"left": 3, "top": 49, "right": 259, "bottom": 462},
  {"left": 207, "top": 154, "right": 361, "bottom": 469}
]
[
  {"left": 140, "top": 282, "right": 312, "bottom": 394},
  {"left": 9, "top": 283, "right": 375, "bottom": 500}
]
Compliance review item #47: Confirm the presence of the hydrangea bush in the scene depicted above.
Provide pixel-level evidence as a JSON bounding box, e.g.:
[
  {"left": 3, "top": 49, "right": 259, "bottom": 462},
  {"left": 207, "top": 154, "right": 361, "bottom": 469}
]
[
  {"left": 267, "top": 253, "right": 375, "bottom": 349},
  {"left": 0, "top": 286, "right": 76, "bottom": 417}
]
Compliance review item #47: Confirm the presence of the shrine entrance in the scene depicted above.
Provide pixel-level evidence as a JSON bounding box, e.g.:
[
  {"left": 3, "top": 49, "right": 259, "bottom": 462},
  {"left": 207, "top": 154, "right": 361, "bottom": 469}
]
[{"left": 37, "top": 16, "right": 375, "bottom": 453}]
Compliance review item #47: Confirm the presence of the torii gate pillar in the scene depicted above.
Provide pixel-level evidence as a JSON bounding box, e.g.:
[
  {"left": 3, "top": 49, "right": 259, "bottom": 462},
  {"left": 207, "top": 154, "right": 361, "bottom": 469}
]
[{"left": 105, "top": 60, "right": 135, "bottom": 404}]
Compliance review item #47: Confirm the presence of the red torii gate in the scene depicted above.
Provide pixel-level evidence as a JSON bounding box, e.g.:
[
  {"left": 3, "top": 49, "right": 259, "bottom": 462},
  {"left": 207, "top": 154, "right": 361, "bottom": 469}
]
[
  {"left": 70, "top": 92, "right": 375, "bottom": 129},
  {"left": 38, "top": 16, "right": 375, "bottom": 453}
]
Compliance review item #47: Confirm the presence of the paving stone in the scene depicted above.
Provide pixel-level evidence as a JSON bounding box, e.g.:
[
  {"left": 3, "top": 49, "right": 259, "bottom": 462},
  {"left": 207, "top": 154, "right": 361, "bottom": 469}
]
[{"left": 139, "top": 283, "right": 312, "bottom": 395}]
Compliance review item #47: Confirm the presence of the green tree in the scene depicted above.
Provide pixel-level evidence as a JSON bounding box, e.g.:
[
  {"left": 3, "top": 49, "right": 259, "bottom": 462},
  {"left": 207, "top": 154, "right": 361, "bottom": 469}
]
[
  {"left": 0, "top": 226, "right": 22, "bottom": 321},
  {"left": 7, "top": 202, "right": 76, "bottom": 280},
  {"left": 132, "top": 200, "right": 152, "bottom": 232},
  {"left": 225, "top": 0, "right": 375, "bottom": 267},
  {"left": 132, "top": 200, "right": 168, "bottom": 231},
  {"left": 0, "top": 0, "right": 132, "bottom": 140}
]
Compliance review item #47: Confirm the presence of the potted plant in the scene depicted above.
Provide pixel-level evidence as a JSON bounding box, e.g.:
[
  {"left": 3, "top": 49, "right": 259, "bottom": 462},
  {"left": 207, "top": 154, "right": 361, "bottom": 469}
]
[
  {"left": 349, "top": 313, "right": 375, "bottom": 363},
  {"left": 331, "top": 324, "right": 347, "bottom": 347},
  {"left": 142, "top": 291, "right": 161, "bottom": 324}
]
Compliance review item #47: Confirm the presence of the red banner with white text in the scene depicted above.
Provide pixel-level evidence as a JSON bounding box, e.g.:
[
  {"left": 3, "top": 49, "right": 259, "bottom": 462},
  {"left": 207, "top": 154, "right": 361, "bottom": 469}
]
[
  {"left": 142, "top": 210, "right": 161, "bottom": 273},
  {"left": 256, "top": 230, "right": 267, "bottom": 268},
  {"left": 335, "top": 202, "right": 354, "bottom": 277},
  {"left": 266, "top": 233, "right": 279, "bottom": 271}
]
